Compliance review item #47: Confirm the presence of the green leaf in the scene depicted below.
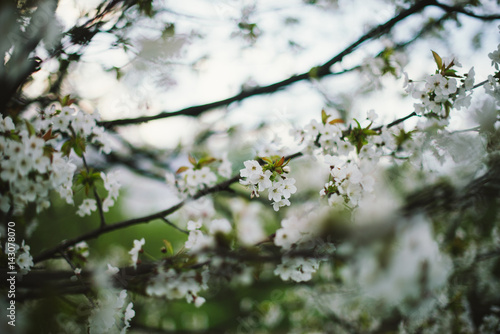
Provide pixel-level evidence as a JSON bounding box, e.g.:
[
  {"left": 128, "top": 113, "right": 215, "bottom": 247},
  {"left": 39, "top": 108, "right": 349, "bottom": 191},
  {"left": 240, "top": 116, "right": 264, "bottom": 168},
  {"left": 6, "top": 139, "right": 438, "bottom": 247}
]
[
  {"left": 90, "top": 172, "right": 102, "bottom": 182},
  {"left": 59, "top": 94, "right": 76, "bottom": 107},
  {"left": 261, "top": 157, "right": 273, "bottom": 164},
  {"left": 363, "top": 129, "right": 378, "bottom": 136},
  {"left": 163, "top": 239, "right": 174, "bottom": 255},
  {"left": 73, "top": 137, "right": 86, "bottom": 157},
  {"left": 198, "top": 156, "right": 216, "bottom": 166},
  {"left": 24, "top": 120, "right": 36, "bottom": 136},
  {"left": 444, "top": 69, "right": 462, "bottom": 78},
  {"left": 431, "top": 50, "right": 442, "bottom": 70},
  {"left": 353, "top": 118, "right": 362, "bottom": 129},
  {"left": 321, "top": 109, "right": 329, "bottom": 125},
  {"left": 75, "top": 172, "right": 86, "bottom": 186},
  {"left": 61, "top": 140, "right": 72, "bottom": 157},
  {"left": 7, "top": 132, "right": 21, "bottom": 142}
]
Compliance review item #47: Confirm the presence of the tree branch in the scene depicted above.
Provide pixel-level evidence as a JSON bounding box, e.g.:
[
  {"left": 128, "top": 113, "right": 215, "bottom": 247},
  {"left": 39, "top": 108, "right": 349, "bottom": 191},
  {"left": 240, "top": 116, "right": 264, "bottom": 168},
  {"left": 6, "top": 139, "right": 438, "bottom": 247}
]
[
  {"left": 33, "top": 201, "right": 184, "bottom": 263},
  {"left": 430, "top": 3, "right": 500, "bottom": 20},
  {"left": 99, "top": 0, "right": 438, "bottom": 128}
]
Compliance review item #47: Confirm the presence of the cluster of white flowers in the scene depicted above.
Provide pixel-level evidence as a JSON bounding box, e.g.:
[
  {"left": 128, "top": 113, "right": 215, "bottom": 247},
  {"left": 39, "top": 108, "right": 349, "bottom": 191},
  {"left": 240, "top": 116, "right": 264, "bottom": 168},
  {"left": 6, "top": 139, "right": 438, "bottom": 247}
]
[
  {"left": 483, "top": 39, "right": 500, "bottom": 105},
  {"left": 360, "top": 49, "right": 407, "bottom": 88},
  {"left": 239, "top": 159, "right": 297, "bottom": 211},
  {"left": 76, "top": 171, "right": 121, "bottom": 217},
  {"left": 184, "top": 218, "right": 232, "bottom": 253},
  {"left": 0, "top": 104, "right": 113, "bottom": 215},
  {"left": 489, "top": 43, "right": 500, "bottom": 70},
  {"left": 274, "top": 215, "right": 317, "bottom": 251},
  {"left": 180, "top": 167, "right": 217, "bottom": 195},
  {"left": 404, "top": 53, "right": 475, "bottom": 116},
  {"left": 170, "top": 155, "right": 232, "bottom": 197},
  {"left": 146, "top": 267, "right": 209, "bottom": 307},
  {"left": 274, "top": 256, "right": 320, "bottom": 282},
  {"left": 273, "top": 209, "right": 335, "bottom": 282},
  {"left": 88, "top": 289, "right": 135, "bottom": 334},
  {"left": 68, "top": 241, "right": 90, "bottom": 258},
  {"left": 484, "top": 74, "right": 500, "bottom": 102},
  {"left": 320, "top": 154, "right": 375, "bottom": 208}
]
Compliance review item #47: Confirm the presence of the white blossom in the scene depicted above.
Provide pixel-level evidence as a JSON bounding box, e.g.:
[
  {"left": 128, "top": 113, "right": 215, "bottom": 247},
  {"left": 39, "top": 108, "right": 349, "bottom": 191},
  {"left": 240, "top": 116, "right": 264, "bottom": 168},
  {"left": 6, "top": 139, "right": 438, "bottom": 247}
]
[
  {"left": 129, "top": 238, "right": 145, "bottom": 268},
  {"left": 76, "top": 199, "right": 97, "bottom": 217}
]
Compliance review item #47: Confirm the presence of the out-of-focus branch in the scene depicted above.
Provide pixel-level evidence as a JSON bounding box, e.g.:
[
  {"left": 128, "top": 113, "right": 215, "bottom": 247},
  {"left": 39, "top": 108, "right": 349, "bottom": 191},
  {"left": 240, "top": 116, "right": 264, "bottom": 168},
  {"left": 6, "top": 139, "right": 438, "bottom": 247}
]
[
  {"left": 100, "top": 0, "right": 500, "bottom": 128},
  {"left": 431, "top": 2, "right": 500, "bottom": 20},
  {"left": 100, "top": 0, "right": 439, "bottom": 128}
]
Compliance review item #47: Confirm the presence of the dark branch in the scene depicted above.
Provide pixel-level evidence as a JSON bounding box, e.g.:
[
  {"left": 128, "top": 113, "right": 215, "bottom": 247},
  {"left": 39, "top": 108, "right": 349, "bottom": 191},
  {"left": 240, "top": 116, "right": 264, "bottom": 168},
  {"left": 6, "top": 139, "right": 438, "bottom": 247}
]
[
  {"left": 431, "top": 3, "right": 500, "bottom": 20},
  {"left": 34, "top": 201, "right": 185, "bottom": 263},
  {"left": 100, "top": 0, "right": 438, "bottom": 128}
]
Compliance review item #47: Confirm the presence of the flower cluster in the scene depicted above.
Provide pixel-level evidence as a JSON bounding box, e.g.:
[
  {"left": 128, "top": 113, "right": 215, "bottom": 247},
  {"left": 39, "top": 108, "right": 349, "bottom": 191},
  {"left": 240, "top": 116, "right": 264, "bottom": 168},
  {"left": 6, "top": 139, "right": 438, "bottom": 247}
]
[
  {"left": 88, "top": 289, "right": 135, "bottom": 334},
  {"left": 146, "top": 267, "right": 209, "bottom": 307},
  {"left": 320, "top": 155, "right": 375, "bottom": 208},
  {"left": 405, "top": 51, "right": 475, "bottom": 117},
  {"left": 0, "top": 103, "right": 113, "bottom": 215},
  {"left": 273, "top": 209, "right": 335, "bottom": 282},
  {"left": 184, "top": 218, "right": 233, "bottom": 253},
  {"left": 360, "top": 47, "right": 407, "bottom": 88},
  {"left": 274, "top": 256, "right": 320, "bottom": 282},
  {"left": 173, "top": 155, "right": 231, "bottom": 196},
  {"left": 239, "top": 157, "right": 297, "bottom": 211},
  {"left": 76, "top": 171, "right": 121, "bottom": 217}
]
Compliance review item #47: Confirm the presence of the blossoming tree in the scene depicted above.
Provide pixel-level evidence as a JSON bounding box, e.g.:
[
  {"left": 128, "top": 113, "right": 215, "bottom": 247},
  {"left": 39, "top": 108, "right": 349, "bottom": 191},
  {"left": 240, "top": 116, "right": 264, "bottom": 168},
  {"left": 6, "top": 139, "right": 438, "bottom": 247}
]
[{"left": 1, "top": 0, "right": 500, "bottom": 333}]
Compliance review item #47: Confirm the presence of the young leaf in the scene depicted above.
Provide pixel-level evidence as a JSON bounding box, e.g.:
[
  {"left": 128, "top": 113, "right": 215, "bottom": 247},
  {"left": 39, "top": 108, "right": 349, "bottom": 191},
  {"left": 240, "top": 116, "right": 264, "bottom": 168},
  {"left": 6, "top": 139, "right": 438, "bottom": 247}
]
[
  {"left": 431, "top": 50, "right": 442, "bottom": 70},
  {"left": 42, "top": 128, "right": 58, "bottom": 141},
  {"left": 321, "top": 109, "right": 329, "bottom": 125},
  {"left": 329, "top": 118, "right": 344, "bottom": 124},
  {"left": 176, "top": 166, "right": 189, "bottom": 174},
  {"left": 261, "top": 157, "right": 273, "bottom": 164},
  {"left": 188, "top": 154, "right": 197, "bottom": 166},
  {"left": 353, "top": 118, "right": 362, "bottom": 129},
  {"left": 24, "top": 120, "right": 36, "bottom": 136},
  {"left": 73, "top": 137, "right": 86, "bottom": 157},
  {"left": 444, "top": 69, "right": 461, "bottom": 78},
  {"left": 275, "top": 156, "right": 285, "bottom": 167},
  {"left": 163, "top": 239, "right": 174, "bottom": 255},
  {"left": 198, "top": 156, "right": 216, "bottom": 166},
  {"left": 61, "top": 140, "right": 72, "bottom": 157}
]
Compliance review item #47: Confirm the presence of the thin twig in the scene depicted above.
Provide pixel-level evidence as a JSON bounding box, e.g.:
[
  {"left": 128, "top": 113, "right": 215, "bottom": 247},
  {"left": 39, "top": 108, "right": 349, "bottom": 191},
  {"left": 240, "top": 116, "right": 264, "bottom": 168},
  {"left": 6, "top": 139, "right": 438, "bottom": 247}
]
[
  {"left": 431, "top": 3, "right": 500, "bottom": 20},
  {"left": 81, "top": 151, "right": 106, "bottom": 227},
  {"left": 161, "top": 217, "right": 189, "bottom": 234},
  {"left": 58, "top": 251, "right": 96, "bottom": 308}
]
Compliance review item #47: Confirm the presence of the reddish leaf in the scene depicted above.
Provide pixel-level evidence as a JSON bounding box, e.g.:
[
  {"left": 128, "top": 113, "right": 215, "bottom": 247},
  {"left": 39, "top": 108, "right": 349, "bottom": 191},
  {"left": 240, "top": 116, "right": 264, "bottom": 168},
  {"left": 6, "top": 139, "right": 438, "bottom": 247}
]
[{"left": 176, "top": 166, "right": 189, "bottom": 174}]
